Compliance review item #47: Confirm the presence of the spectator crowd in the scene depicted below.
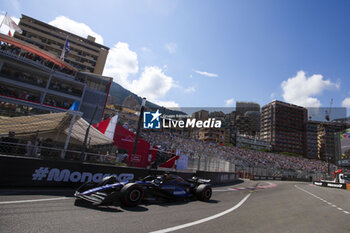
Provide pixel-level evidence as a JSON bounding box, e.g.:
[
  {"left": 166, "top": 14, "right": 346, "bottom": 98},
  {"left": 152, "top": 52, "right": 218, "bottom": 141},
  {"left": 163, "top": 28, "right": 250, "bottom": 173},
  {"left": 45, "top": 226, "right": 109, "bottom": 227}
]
[
  {"left": 1, "top": 41, "right": 76, "bottom": 77},
  {"left": 141, "top": 131, "right": 349, "bottom": 174}
]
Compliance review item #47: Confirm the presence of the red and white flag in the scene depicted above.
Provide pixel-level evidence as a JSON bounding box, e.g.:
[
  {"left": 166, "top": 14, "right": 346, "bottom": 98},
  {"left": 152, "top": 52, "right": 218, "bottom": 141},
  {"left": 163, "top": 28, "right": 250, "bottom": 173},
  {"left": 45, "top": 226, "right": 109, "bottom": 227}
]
[
  {"left": 2, "top": 14, "right": 23, "bottom": 34},
  {"left": 94, "top": 114, "right": 119, "bottom": 139}
]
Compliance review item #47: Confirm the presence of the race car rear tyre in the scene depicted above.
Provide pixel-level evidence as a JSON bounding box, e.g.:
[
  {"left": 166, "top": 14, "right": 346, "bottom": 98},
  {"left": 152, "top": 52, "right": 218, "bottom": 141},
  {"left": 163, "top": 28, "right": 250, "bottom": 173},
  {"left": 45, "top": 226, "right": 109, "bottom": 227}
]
[
  {"left": 196, "top": 184, "right": 212, "bottom": 201},
  {"left": 120, "top": 183, "right": 144, "bottom": 207}
]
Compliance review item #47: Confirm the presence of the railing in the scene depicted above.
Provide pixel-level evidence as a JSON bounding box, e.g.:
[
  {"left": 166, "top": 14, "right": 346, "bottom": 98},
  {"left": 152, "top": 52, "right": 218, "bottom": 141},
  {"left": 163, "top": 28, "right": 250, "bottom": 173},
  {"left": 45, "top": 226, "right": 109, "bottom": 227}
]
[
  {"left": 0, "top": 140, "right": 339, "bottom": 178},
  {"left": 187, "top": 157, "right": 235, "bottom": 172},
  {"left": 0, "top": 141, "right": 118, "bottom": 165}
]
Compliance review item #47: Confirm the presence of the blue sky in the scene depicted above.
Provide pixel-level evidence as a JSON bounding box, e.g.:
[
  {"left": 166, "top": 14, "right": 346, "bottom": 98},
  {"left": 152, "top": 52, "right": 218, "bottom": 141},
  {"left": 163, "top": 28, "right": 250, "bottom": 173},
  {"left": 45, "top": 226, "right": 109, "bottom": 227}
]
[{"left": 1, "top": 0, "right": 350, "bottom": 114}]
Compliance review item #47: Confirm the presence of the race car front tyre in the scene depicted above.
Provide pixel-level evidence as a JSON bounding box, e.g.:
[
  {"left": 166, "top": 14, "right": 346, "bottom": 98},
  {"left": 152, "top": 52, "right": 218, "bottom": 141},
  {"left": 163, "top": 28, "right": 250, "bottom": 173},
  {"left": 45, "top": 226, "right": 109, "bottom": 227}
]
[
  {"left": 195, "top": 184, "right": 212, "bottom": 201},
  {"left": 120, "top": 183, "right": 144, "bottom": 207}
]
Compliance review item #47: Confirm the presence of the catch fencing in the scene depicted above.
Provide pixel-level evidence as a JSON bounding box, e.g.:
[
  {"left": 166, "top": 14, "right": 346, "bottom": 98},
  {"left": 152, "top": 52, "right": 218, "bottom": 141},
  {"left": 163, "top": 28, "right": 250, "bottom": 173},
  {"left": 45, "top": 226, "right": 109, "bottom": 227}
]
[{"left": 0, "top": 140, "right": 331, "bottom": 180}]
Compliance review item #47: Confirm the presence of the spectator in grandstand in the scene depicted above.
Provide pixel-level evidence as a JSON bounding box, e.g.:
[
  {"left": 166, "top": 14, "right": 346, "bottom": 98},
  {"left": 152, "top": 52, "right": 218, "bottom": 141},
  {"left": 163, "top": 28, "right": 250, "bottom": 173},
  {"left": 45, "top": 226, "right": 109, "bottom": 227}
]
[
  {"left": 0, "top": 131, "right": 19, "bottom": 155},
  {"left": 26, "top": 135, "right": 38, "bottom": 157},
  {"left": 117, "top": 153, "right": 128, "bottom": 163},
  {"left": 40, "top": 138, "right": 53, "bottom": 158},
  {"left": 0, "top": 42, "right": 76, "bottom": 77}
]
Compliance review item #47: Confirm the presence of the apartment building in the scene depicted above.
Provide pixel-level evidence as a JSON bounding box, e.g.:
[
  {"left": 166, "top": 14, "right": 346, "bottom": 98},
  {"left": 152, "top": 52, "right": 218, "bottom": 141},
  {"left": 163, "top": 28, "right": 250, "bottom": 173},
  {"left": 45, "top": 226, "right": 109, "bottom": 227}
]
[
  {"left": 261, "top": 100, "right": 307, "bottom": 156},
  {"left": 14, "top": 14, "right": 109, "bottom": 75},
  {"left": 0, "top": 34, "right": 112, "bottom": 124}
]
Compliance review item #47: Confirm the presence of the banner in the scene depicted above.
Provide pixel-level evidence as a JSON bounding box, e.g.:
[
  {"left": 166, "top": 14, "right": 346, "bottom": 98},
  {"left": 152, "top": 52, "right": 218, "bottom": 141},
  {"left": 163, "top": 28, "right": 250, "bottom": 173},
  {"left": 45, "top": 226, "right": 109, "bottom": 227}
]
[
  {"left": 94, "top": 116, "right": 152, "bottom": 168},
  {"left": 0, "top": 155, "right": 205, "bottom": 187},
  {"left": 114, "top": 124, "right": 151, "bottom": 168}
]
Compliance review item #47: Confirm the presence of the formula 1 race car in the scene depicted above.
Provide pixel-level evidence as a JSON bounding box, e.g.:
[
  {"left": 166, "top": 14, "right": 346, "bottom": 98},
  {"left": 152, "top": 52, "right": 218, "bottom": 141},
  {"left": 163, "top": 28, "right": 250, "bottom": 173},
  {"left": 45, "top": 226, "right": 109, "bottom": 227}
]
[{"left": 74, "top": 173, "right": 212, "bottom": 207}]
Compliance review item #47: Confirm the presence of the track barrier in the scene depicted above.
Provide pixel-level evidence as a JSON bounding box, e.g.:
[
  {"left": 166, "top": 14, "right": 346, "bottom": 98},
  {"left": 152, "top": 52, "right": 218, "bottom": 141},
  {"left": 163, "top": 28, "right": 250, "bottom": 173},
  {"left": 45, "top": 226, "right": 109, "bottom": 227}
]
[
  {"left": 250, "top": 174, "right": 312, "bottom": 182},
  {"left": 313, "top": 181, "right": 350, "bottom": 190},
  {"left": 0, "top": 155, "right": 238, "bottom": 187}
]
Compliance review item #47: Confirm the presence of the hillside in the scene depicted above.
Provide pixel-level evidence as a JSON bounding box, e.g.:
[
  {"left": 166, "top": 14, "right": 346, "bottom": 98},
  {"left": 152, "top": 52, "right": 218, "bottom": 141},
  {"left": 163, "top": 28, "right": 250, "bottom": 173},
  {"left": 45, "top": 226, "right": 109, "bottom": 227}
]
[{"left": 108, "top": 82, "right": 184, "bottom": 115}]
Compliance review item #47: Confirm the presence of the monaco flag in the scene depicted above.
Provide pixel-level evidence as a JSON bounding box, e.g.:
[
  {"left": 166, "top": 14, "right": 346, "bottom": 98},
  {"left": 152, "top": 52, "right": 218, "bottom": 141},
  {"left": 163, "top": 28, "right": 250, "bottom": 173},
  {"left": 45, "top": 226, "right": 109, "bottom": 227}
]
[
  {"left": 2, "top": 14, "right": 23, "bottom": 34},
  {"left": 94, "top": 114, "right": 119, "bottom": 140},
  {"left": 94, "top": 114, "right": 154, "bottom": 168}
]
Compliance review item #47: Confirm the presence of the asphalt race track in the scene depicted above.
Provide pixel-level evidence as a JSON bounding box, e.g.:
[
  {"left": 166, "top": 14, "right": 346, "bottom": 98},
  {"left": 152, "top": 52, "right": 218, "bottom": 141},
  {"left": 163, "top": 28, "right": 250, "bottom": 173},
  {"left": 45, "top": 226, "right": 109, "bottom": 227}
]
[{"left": 1, "top": 180, "right": 349, "bottom": 233}]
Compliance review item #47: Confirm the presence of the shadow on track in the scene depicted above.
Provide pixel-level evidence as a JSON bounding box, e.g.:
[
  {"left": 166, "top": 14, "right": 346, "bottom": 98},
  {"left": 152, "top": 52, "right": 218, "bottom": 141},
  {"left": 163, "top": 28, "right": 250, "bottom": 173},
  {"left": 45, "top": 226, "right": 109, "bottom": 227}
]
[
  {"left": 74, "top": 198, "right": 217, "bottom": 212},
  {"left": 0, "top": 188, "right": 75, "bottom": 197},
  {"left": 145, "top": 199, "right": 220, "bottom": 208},
  {"left": 74, "top": 199, "right": 124, "bottom": 212},
  {"left": 120, "top": 205, "right": 149, "bottom": 212}
]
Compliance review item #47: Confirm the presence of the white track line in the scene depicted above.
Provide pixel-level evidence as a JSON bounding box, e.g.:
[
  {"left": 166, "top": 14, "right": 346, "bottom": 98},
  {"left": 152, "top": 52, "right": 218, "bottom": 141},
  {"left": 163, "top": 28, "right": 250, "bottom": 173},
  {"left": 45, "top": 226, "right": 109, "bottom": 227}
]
[
  {"left": 0, "top": 197, "right": 70, "bottom": 205},
  {"left": 295, "top": 185, "right": 350, "bottom": 216},
  {"left": 149, "top": 193, "right": 251, "bottom": 233}
]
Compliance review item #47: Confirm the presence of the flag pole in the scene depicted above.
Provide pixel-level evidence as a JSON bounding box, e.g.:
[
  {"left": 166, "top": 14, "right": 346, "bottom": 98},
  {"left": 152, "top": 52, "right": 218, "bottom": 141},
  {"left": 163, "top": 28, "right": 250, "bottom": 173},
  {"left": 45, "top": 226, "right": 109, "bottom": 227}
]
[{"left": 60, "top": 35, "right": 69, "bottom": 60}]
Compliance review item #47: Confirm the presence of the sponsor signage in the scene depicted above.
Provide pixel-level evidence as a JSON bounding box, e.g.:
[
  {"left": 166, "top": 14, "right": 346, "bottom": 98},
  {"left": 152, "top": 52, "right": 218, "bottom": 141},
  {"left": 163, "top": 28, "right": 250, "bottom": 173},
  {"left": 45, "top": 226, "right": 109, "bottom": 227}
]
[
  {"left": 327, "top": 183, "right": 343, "bottom": 188},
  {"left": 143, "top": 110, "right": 162, "bottom": 129},
  {"left": 313, "top": 181, "right": 347, "bottom": 189},
  {"left": 143, "top": 109, "right": 222, "bottom": 129},
  {"left": 32, "top": 167, "right": 134, "bottom": 183},
  {"left": 0, "top": 155, "right": 147, "bottom": 187},
  {"left": 0, "top": 155, "right": 238, "bottom": 187}
]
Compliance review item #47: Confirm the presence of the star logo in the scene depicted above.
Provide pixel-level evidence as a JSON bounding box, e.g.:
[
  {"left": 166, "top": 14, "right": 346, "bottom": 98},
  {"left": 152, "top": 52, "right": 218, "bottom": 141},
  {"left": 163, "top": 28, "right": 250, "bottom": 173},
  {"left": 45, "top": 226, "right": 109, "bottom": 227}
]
[
  {"left": 143, "top": 109, "right": 162, "bottom": 129},
  {"left": 151, "top": 109, "right": 161, "bottom": 122}
]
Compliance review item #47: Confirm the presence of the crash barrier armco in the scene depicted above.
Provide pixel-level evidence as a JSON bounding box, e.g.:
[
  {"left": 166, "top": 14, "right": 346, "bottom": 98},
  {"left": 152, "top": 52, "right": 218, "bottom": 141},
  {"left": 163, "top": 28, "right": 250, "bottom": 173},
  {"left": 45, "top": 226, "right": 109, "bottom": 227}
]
[
  {"left": 250, "top": 175, "right": 312, "bottom": 182},
  {"left": 250, "top": 175, "right": 282, "bottom": 181},
  {"left": 196, "top": 171, "right": 239, "bottom": 184},
  {"left": 0, "top": 155, "right": 238, "bottom": 187},
  {"left": 313, "top": 181, "right": 350, "bottom": 190}
]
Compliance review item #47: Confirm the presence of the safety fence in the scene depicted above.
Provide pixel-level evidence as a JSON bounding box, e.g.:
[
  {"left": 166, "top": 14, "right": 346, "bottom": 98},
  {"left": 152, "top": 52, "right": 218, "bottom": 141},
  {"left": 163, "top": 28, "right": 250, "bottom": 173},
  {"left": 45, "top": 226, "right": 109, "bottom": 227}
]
[
  {"left": 1, "top": 112, "right": 346, "bottom": 179},
  {"left": 234, "top": 164, "right": 330, "bottom": 181},
  {"left": 0, "top": 140, "right": 236, "bottom": 172},
  {"left": 0, "top": 140, "right": 334, "bottom": 181},
  {"left": 0, "top": 141, "right": 118, "bottom": 164},
  {"left": 186, "top": 156, "right": 235, "bottom": 172}
]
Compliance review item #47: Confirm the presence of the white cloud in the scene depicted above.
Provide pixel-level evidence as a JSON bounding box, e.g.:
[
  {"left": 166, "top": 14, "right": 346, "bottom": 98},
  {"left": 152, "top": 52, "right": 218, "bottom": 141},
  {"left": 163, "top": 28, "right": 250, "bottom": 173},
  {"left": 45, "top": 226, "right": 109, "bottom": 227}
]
[
  {"left": 103, "top": 42, "right": 139, "bottom": 88},
  {"left": 103, "top": 43, "right": 178, "bottom": 106},
  {"left": 155, "top": 100, "right": 180, "bottom": 108},
  {"left": 225, "top": 98, "right": 235, "bottom": 107},
  {"left": 189, "top": 74, "right": 193, "bottom": 78},
  {"left": 49, "top": 16, "right": 104, "bottom": 44},
  {"left": 184, "top": 87, "right": 196, "bottom": 93},
  {"left": 141, "top": 47, "right": 152, "bottom": 53},
  {"left": 131, "top": 66, "right": 175, "bottom": 102},
  {"left": 342, "top": 98, "right": 350, "bottom": 108},
  {"left": 194, "top": 70, "right": 218, "bottom": 78},
  {"left": 281, "top": 71, "right": 339, "bottom": 108},
  {"left": 165, "top": 42, "right": 177, "bottom": 54}
]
